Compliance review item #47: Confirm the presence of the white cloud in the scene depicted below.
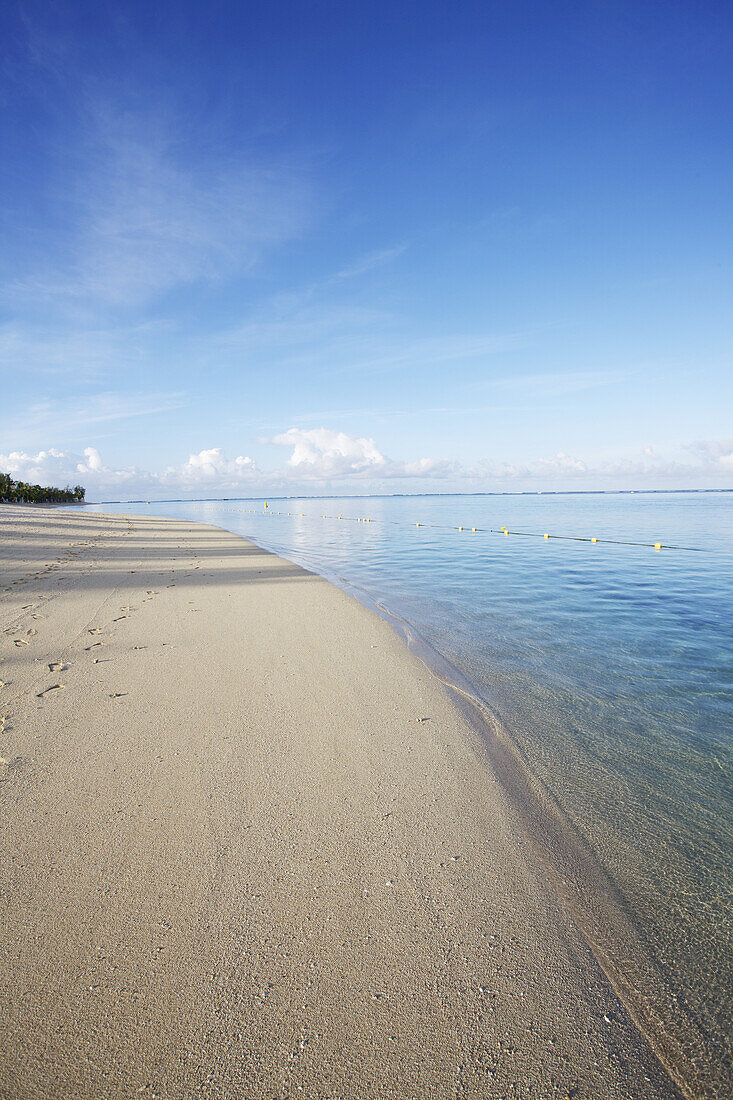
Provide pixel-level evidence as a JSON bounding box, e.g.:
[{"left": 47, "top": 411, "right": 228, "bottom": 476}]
[
  {"left": 0, "top": 447, "right": 149, "bottom": 492},
  {"left": 686, "top": 438, "right": 733, "bottom": 468},
  {"left": 2, "top": 432, "right": 732, "bottom": 501},
  {"left": 0, "top": 445, "right": 260, "bottom": 498},
  {"left": 271, "top": 428, "right": 453, "bottom": 480},
  {"left": 165, "top": 448, "right": 257, "bottom": 485},
  {"left": 402, "top": 456, "right": 456, "bottom": 477},
  {"left": 273, "top": 428, "right": 386, "bottom": 477},
  {"left": 79, "top": 446, "right": 103, "bottom": 472},
  {"left": 1, "top": 449, "right": 78, "bottom": 486},
  {"left": 536, "top": 452, "right": 588, "bottom": 473}
]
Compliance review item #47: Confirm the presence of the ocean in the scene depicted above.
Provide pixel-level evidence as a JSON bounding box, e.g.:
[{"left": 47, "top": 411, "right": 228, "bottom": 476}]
[{"left": 80, "top": 490, "right": 733, "bottom": 1094}]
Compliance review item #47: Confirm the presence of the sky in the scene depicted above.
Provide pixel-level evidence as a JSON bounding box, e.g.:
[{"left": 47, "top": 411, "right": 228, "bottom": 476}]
[{"left": 1, "top": 0, "right": 732, "bottom": 498}]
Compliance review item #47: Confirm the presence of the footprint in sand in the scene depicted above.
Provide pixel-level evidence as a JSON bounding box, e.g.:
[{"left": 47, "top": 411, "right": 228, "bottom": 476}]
[
  {"left": 36, "top": 684, "right": 64, "bottom": 698},
  {"left": 120, "top": 606, "right": 135, "bottom": 612},
  {"left": 85, "top": 641, "right": 103, "bottom": 651},
  {"left": 14, "top": 639, "right": 29, "bottom": 648},
  {"left": 109, "top": 692, "right": 127, "bottom": 698},
  {"left": 48, "top": 662, "right": 66, "bottom": 672},
  {"left": 88, "top": 628, "right": 103, "bottom": 636},
  {"left": 112, "top": 615, "right": 128, "bottom": 622},
  {"left": 26, "top": 628, "right": 38, "bottom": 637}
]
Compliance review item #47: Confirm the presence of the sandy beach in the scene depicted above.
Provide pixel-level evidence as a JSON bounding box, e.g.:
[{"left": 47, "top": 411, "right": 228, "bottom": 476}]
[{"left": 0, "top": 505, "right": 678, "bottom": 1099}]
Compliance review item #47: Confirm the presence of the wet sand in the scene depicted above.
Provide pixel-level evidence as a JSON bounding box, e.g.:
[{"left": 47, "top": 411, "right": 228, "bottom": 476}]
[{"left": 0, "top": 505, "right": 678, "bottom": 1099}]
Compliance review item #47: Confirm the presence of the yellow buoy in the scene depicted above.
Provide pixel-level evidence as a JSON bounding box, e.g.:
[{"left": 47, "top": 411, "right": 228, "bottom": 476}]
[
  {"left": 416, "top": 522, "right": 421, "bottom": 527},
  {"left": 654, "top": 542, "right": 662, "bottom": 550},
  {"left": 472, "top": 527, "right": 477, "bottom": 532},
  {"left": 591, "top": 537, "right": 598, "bottom": 543},
  {"left": 544, "top": 533, "right": 550, "bottom": 539},
  {"left": 458, "top": 526, "right": 463, "bottom": 531}
]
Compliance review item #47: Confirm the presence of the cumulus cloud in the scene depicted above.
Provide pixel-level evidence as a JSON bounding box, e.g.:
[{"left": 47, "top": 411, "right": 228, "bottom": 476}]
[
  {"left": 78, "top": 446, "right": 103, "bottom": 472},
  {"left": 536, "top": 452, "right": 588, "bottom": 474},
  {"left": 0, "top": 448, "right": 81, "bottom": 486},
  {"left": 163, "top": 448, "right": 256, "bottom": 485},
  {"left": 686, "top": 438, "right": 733, "bottom": 469},
  {"left": 273, "top": 428, "right": 386, "bottom": 477},
  {"left": 2, "top": 431, "right": 732, "bottom": 501},
  {"left": 0, "top": 446, "right": 257, "bottom": 498},
  {"left": 271, "top": 428, "right": 453, "bottom": 480},
  {"left": 0, "top": 447, "right": 149, "bottom": 492}
]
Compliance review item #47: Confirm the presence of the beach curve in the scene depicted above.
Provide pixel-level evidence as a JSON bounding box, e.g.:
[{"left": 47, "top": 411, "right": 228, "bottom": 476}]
[{"left": 1, "top": 505, "right": 679, "bottom": 1099}]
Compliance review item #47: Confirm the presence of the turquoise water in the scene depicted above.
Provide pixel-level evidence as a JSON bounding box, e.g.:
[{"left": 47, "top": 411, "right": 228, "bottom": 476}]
[{"left": 82, "top": 491, "right": 733, "bottom": 1092}]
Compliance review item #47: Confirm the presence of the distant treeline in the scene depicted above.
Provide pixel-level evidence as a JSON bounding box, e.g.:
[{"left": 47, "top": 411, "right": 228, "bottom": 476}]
[{"left": 0, "top": 472, "right": 85, "bottom": 504}]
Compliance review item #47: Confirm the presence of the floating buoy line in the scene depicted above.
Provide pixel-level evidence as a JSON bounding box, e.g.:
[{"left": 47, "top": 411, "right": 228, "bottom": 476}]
[{"left": 224, "top": 506, "right": 709, "bottom": 553}]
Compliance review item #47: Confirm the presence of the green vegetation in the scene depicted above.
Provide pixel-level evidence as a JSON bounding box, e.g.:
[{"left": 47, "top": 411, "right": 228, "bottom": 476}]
[{"left": 0, "top": 472, "right": 85, "bottom": 504}]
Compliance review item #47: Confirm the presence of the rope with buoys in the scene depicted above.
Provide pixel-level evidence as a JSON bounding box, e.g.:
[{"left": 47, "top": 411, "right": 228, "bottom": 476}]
[{"left": 224, "top": 506, "right": 710, "bottom": 553}]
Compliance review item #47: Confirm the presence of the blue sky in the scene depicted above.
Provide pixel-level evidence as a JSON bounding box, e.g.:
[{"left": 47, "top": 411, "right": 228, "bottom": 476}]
[{"left": 1, "top": 0, "right": 732, "bottom": 497}]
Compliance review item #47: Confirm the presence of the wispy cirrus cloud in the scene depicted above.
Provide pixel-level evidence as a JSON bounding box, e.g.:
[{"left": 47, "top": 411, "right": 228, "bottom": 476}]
[
  {"left": 1, "top": 390, "right": 186, "bottom": 450},
  {"left": 5, "top": 104, "right": 311, "bottom": 315},
  {"left": 476, "top": 368, "right": 630, "bottom": 396},
  {"left": 337, "top": 244, "right": 407, "bottom": 279},
  {"left": 1, "top": 76, "right": 312, "bottom": 325},
  {"left": 2, "top": 95, "right": 313, "bottom": 447},
  {"left": 0, "top": 318, "right": 173, "bottom": 378},
  {"left": 213, "top": 294, "right": 523, "bottom": 378}
]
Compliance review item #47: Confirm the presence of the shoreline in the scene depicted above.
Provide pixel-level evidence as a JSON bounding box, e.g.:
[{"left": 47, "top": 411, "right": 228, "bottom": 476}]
[
  {"left": 227, "top": 522, "right": 721, "bottom": 1100},
  {"left": 362, "top": 609, "right": 718, "bottom": 1100},
  {"left": 1, "top": 505, "right": 681, "bottom": 1098}
]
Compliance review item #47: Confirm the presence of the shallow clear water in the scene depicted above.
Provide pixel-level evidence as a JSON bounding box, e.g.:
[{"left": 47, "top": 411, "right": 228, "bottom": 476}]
[{"left": 82, "top": 491, "right": 733, "bottom": 1087}]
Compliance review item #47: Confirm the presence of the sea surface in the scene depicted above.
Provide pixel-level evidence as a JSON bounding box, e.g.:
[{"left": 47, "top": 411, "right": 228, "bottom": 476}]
[{"left": 81, "top": 491, "right": 733, "bottom": 1093}]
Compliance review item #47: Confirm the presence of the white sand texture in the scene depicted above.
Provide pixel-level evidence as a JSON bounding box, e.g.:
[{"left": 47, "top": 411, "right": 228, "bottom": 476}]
[{"left": 0, "top": 505, "right": 679, "bottom": 1099}]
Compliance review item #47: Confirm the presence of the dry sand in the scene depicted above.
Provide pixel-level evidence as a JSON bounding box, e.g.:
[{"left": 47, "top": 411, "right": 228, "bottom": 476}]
[{"left": 0, "top": 505, "right": 678, "bottom": 1099}]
